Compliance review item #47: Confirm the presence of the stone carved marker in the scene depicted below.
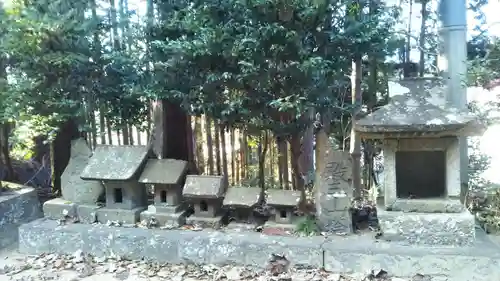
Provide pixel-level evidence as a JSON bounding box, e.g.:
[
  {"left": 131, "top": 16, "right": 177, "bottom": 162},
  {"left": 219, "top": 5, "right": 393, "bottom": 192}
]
[
  {"left": 316, "top": 149, "right": 353, "bottom": 233},
  {"left": 61, "top": 138, "right": 104, "bottom": 204}
]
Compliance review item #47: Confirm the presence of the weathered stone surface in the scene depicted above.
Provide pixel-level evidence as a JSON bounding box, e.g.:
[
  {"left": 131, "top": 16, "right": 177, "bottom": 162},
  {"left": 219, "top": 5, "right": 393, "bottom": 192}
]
[
  {"left": 97, "top": 207, "right": 145, "bottom": 224},
  {"left": 183, "top": 175, "right": 225, "bottom": 199},
  {"left": 387, "top": 198, "right": 465, "bottom": 213},
  {"left": 43, "top": 198, "right": 77, "bottom": 219},
  {"left": 18, "top": 219, "right": 323, "bottom": 268},
  {"left": 356, "top": 78, "right": 484, "bottom": 136},
  {"left": 139, "top": 158, "right": 188, "bottom": 184},
  {"left": 223, "top": 187, "right": 262, "bottom": 208},
  {"left": 0, "top": 186, "right": 42, "bottom": 249},
  {"left": 103, "top": 181, "right": 147, "bottom": 210},
  {"left": 77, "top": 204, "right": 101, "bottom": 224},
  {"left": 377, "top": 209, "right": 475, "bottom": 246},
  {"left": 17, "top": 218, "right": 500, "bottom": 280},
  {"left": 140, "top": 209, "right": 187, "bottom": 226},
  {"left": 81, "top": 145, "right": 150, "bottom": 181},
  {"left": 61, "top": 138, "right": 104, "bottom": 204},
  {"left": 315, "top": 149, "right": 352, "bottom": 233},
  {"left": 266, "top": 190, "right": 300, "bottom": 207}
]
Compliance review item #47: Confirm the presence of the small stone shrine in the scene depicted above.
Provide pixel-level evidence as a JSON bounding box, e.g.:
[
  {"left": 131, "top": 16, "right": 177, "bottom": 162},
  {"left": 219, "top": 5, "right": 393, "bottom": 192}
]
[
  {"left": 265, "top": 189, "right": 300, "bottom": 230},
  {"left": 80, "top": 145, "right": 151, "bottom": 224},
  {"left": 356, "top": 77, "right": 485, "bottom": 245},
  {"left": 183, "top": 175, "right": 226, "bottom": 227},
  {"left": 43, "top": 138, "right": 105, "bottom": 223},
  {"left": 315, "top": 149, "right": 353, "bottom": 233},
  {"left": 139, "top": 159, "right": 189, "bottom": 226},
  {"left": 222, "top": 187, "right": 262, "bottom": 229}
]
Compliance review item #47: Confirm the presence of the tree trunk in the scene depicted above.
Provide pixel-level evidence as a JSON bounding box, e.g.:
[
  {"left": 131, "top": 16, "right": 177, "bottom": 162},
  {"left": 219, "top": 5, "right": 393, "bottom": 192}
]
[
  {"left": 214, "top": 122, "right": 222, "bottom": 175},
  {"left": 403, "top": 0, "right": 413, "bottom": 77},
  {"left": 290, "top": 133, "right": 304, "bottom": 192},
  {"left": 240, "top": 130, "right": 247, "bottom": 180},
  {"left": 205, "top": 116, "right": 214, "bottom": 174},
  {"left": 277, "top": 136, "right": 289, "bottom": 189},
  {"left": 258, "top": 131, "right": 269, "bottom": 191},
  {"left": 419, "top": 0, "right": 428, "bottom": 77},
  {"left": 220, "top": 124, "right": 228, "bottom": 180},
  {"left": 194, "top": 116, "right": 205, "bottom": 173},
  {"left": 230, "top": 127, "right": 236, "bottom": 185},
  {"left": 152, "top": 100, "right": 193, "bottom": 162},
  {"left": 106, "top": 118, "right": 113, "bottom": 145},
  {"left": 300, "top": 108, "right": 315, "bottom": 185},
  {"left": 351, "top": 58, "right": 363, "bottom": 199}
]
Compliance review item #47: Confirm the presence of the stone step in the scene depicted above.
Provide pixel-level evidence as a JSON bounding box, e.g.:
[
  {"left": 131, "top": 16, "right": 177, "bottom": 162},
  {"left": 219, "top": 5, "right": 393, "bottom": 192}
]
[{"left": 377, "top": 209, "right": 475, "bottom": 246}]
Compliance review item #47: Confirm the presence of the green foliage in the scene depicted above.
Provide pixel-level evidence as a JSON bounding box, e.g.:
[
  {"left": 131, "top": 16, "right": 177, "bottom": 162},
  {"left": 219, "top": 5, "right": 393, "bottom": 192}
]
[
  {"left": 150, "top": 0, "right": 400, "bottom": 134},
  {"left": 295, "top": 215, "right": 319, "bottom": 236}
]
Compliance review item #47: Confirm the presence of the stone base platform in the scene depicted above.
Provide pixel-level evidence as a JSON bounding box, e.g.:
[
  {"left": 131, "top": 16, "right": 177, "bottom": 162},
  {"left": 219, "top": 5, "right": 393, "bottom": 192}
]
[
  {"left": 140, "top": 210, "right": 188, "bottom": 226},
  {"left": 0, "top": 186, "right": 42, "bottom": 249},
  {"left": 186, "top": 216, "right": 222, "bottom": 228},
  {"left": 378, "top": 209, "right": 475, "bottom": 246},
  {"left": 97, "top": 207, "right": 145, "bottom": 224},
  {"left": 225, "top": 222, "right": 255, "bottom": 231},
  {"left": 264, "top": 221, "right": 296, "bottom": 232},
  {"left": 18, "top": 219, "right": 500, "bottom": 280}
]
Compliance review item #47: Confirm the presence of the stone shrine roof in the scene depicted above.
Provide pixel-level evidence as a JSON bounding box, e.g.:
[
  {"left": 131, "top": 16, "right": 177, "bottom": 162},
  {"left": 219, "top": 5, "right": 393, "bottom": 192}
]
[
  {"left": 183, "top": 175, "right": 225, "bottom": 199},
  {"left": 138, "top": 159, "right": 188, "bottom": 185},
  {"left": 356, "top": 78, "right": 484, "bottom": 137},
  {"left": 266, "top": 189, "right": 301, "bottom": 207},
  {"left": 223, "top": 187, "right": 262, "bottom": 208},
  {"left": 80, "top": 145, "right": 149, "bottom": 181}
]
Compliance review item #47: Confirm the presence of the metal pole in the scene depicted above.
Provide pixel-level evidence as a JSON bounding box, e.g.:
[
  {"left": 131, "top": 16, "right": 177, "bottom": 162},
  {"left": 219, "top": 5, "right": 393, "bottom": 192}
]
[{"left": 438, "top": 0, "right": 469, "bottom": 197}]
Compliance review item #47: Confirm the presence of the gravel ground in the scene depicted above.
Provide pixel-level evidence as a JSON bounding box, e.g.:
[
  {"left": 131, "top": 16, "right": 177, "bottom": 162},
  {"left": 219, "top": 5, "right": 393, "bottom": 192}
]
[{"left": 0, "top": 246, "right": 430, "bottom": 281}]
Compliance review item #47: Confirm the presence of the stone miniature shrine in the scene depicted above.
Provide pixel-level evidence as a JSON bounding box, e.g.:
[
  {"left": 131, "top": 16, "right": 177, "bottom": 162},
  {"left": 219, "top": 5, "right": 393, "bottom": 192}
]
[
  {"left": 80, "top": 145, "right": 151, "bottom": 224},
  {"left": 139, "top": 159, "right": 189, "bottom": 226},
  {"left": 222, "top": 186, "right": 262, "bottom": 229},
  {"left": 182, "top": 175, "right": 226, "bottom": 227},
  {"left": 265, "top": 189, "right": 300, "bottom": 230},
  {"left": 356, "top": 77, "right": 485, "bottom": 245},
  {"left": 315, "top": 149, "right": 353, "bottom": 233},
  {"left": 43, "top": 138, "right": 105, "bottom": 223}
]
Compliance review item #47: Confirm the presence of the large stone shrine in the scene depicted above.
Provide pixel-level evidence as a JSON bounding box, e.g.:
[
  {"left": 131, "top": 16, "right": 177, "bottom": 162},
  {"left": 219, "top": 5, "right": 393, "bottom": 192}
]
[{"left": 356, "top": 77, "right": 486, "bottom": 245}]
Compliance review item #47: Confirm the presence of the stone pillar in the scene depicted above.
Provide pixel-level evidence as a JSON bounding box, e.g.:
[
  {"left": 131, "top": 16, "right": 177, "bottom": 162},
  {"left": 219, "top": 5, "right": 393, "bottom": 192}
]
[{"left": 315, "top": 149, "right": 353, "bottom": 233}]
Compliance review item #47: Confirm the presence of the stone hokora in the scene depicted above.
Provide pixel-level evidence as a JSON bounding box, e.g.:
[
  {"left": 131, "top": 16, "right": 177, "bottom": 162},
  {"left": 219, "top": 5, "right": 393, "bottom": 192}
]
[
  {"left": 266, "top": 189, "right": 301, "bottom": 225},
  {"left": 182, "top": 175, "right": 226, "bottom": 227},
  {"left": 138, "top": 158, "right": 189, "bottom": 226},
  {"left": 80, "top": 145, "right": 151, "bottom": 224},
  {"left": 223, "top": 186, "right": 262, "bottom": 228}
]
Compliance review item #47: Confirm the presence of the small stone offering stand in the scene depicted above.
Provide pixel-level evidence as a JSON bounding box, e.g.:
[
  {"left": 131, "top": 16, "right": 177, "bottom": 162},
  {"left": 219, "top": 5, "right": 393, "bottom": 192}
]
[
  {"left": 139, "top": 159, "right": 189, "bottom": 226},
  {"left": 183, "top": 175, "right": 226, "bottom": 227},
  {"left": 264, "top": 189, "right": 301, "bottom": 230},
  {"left": 222, "top": 186, "right": 262, "bottom": 229},
  {"left": 356, "top": 77, "right": 485, "bottom": 245},
  {"left": 80, "top": 145, "right": 151, "bottom": 224}
]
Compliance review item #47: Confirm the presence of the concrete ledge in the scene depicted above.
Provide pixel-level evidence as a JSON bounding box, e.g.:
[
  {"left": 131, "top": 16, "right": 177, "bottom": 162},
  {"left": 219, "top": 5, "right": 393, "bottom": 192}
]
[
  {"left": 378, "top": 210, "right": 475, "bottom": 246},
  {"left": 0, "top": 187, "right": 42, "bottom": 249},
  {"left": 18, "top": 218, "right": 500, "bottom": 280}
]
